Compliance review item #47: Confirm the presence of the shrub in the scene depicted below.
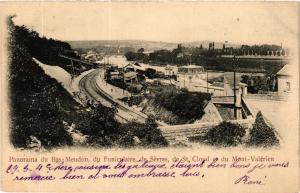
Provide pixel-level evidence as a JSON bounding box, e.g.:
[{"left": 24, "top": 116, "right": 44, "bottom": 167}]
[
  {"left": 196, "top": 122, "right": 246, "bottom": 147},
  {"left": 119, "top": 118, "right": 168, "bottom": 148},
  {"left": 123, "top": 96, "right": 143, "bottom": 106},
  {"left": 86, "top": 105, "right": 121, "bottom": 146},
  {"left": 144, "top": 68, "right": 158, "bottom": 79},
  {"left": 153, "top": 87, "right": 211, "bottom": 123},
  {"left": 247, "top": 111, "right": 279, "bottom": 147}
]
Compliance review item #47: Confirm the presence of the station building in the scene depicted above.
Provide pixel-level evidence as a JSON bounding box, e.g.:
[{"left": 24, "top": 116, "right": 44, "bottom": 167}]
[{"left": 176, "top": 65, "right": 224, "bottom": 95}]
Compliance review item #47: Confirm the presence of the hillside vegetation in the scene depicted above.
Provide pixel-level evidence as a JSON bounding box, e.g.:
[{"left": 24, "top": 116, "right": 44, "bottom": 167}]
[
  {"left": 145, "top": 85, "right": 211, "bottom": 124},
  {"left": 11, "top": 19, "right": 90, "bottom": 75},
  {"left": 8, "top": 16, "right": 167, "bottom": 149},
  {"left": 8, "top": 16, "right": 77, "bottom": 148}
]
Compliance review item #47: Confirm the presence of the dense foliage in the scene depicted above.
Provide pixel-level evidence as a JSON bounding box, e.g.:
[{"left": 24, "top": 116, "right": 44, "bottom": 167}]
[
  {"left": 8, "top": 16, "right": 75, "bottom": 148},
  {"left": 247, "top": 111, "right": 279, "bottom": 147},
  {"left": 121, "top": 96, "right": 144, "bottom": 107},
  {"left": 152, "top": 87, "right": 211, "bottom": 124},
  {"left": 76, "top": 105, "right": 168, "bottom": 148},
  {"left": 190, "top": 122, "right": 246, "bottom": 147},
  {"left": 83, "top": 105, "right": 122, "bottom": 146},
  {"left": 119, "top": 118, "right": 168, "bottom": 148},
  {"left": 241, "top": 74, "right": 277, "bottom": 93},
  {"left": 10, "top": 18, "right": 88, "bottom": 75},
  {"left": 204, "top": 122, "right": 246, "bottom": 146}
]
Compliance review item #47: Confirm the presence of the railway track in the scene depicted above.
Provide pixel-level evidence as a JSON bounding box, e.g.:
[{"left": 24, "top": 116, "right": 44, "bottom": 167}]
[{"left": 79, "top": 69, "right": 148, "bottom": 123}]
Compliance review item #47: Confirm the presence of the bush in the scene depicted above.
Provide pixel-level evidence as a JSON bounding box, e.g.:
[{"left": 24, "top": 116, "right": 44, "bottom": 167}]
[
  {"left": 247, "top": 111, "right": 279, "bottom": 147},
  {"left": 144, "top": 68, "right": 158, "bottom": 79},
  {"left": 86, "top": 105, "right": 121, "bottom": 146},
  {"left": 122, "top": 96, "right": 143, "bottom": 106},
  {"left": 193, "top": 122, "right": 246, "bottom": 147},
  {"left": 79, "top": 105, "right": 168, "bottom": 148},
  {"left": 119, "top": 118, "right": 168, "bottom": 148},
  {"left": 153, "top": 87, "right": 211, "bottom": 123}
]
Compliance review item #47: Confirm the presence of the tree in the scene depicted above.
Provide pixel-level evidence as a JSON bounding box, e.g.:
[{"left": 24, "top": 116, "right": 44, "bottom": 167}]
[
  {"left": 87, "top": 105, "right": 121, "bottom": 146},
  {"left": 153, "top": 87, "right": 211, "bottom": 124},
  {"left": 247, "top": 111, "right": 279, "bottom": 147},
  {"left": 120, "top": 117, "right": 168, "bottom": 148},
  {"left": 144, "top": 68, "right": 157, "bottom": 79},
  {"left": 137, "top": 48, "right": 145, "bottom": 53},
  {"left": 201, "top": 122, "right": 246, "bottom": 147}
]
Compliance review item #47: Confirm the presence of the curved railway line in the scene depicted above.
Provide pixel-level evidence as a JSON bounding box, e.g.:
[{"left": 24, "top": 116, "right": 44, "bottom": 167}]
[{"left": 79, "top": 69, "right": 148, "bottom": 123}]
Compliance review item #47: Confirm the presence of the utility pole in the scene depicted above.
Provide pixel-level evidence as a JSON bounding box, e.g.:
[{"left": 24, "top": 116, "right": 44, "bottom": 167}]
[
  {"left": 233, "top": 55, "right": 237, "bottom": 120},
  {"left": 68, "top": 59, "right": 76, "bottom": 88},
  {"left": 122, "top": 63, "right": 125, "bottom": 94},
  {"left": 206, "top": 68, "right": 209, "bottom": 93},
  {"left": 105, "top": 54, "right": 108, "bottom": 86}
]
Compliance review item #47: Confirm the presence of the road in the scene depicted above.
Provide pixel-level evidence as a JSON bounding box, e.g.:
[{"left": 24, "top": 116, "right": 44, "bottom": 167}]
[
  {"left": 245, "top": 97, "right": 296, "bottom": 142},
  {"left": 79, "top": 68, "right": 148, "bottom": 123}
]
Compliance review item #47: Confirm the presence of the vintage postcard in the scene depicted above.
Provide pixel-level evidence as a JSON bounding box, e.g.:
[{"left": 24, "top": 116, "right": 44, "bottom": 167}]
[{"left": 0, "top": 2, "right": 299, "bottom": 193}]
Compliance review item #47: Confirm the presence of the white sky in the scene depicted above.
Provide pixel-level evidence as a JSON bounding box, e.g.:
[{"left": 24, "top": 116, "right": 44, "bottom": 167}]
[{"left": 6, "top": 2, "right": 299, "bottom": 46}]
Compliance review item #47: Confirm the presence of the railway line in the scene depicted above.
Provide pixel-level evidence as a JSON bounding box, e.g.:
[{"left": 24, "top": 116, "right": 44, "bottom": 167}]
[{"left": 79, "top": 69, "right": 148, "bottom": 123}]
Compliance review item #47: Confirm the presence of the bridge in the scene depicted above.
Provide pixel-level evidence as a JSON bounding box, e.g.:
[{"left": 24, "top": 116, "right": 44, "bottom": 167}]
[{"left": 59, "top": 54, "right": 96, "bottom": 67}]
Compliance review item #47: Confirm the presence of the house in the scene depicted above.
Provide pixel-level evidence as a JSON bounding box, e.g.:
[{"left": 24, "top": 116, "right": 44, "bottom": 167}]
[
  {"left": 277, "top": 65, "right": 292, "bottom": 94},
  {"left": 124, "top": 71, "right": 138, "bottom": 84},
  {"left": 177, "top": 65, "right": 206, "bottom": 86},
  {"left": 110, "top": 71, "right": 121, "bottom": 80},
  {"left": 123, "top": 63, "right": 146, "bottom": 73},
  {"left": 165, "top": 65, "right": 178, "bottom": 76},
  {"left": 176, "top": 65, "right": 224, "bottom": 95},
  {"left": 122, "top": 63, "right": 147, "bottom": 82}
]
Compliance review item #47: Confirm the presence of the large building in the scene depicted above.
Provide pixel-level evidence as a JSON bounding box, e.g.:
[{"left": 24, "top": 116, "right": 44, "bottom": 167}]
[
  {"left": 176, "top": 65, "right": 224, "bottom": 95},
  {"left": 176, "top": 65, "right": 206, "bottom": 86}
]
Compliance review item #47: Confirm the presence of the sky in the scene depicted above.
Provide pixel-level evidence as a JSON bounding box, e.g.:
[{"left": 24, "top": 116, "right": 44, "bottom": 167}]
[{"left": 6, "top": 2, "right": 299, "bottom": 46}]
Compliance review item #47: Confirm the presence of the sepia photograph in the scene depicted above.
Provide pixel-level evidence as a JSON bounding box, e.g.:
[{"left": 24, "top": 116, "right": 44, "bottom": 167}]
[
  {"left": 6, "top": 3, "right": 295, "bottom": 150},
  {"left": 0, "top": 2, "right": 299, "bottom": 193}
]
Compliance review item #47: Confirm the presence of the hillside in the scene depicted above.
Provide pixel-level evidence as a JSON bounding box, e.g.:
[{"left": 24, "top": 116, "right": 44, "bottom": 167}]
[
  {"left": 11, "top": 21, "right": 92, "bottom": 76},
  {"left": 8, "top": 17, "right": 80, "bottom": 148},
  {"left": 68, "top": 40, "right": 240, "bottom": 53},
  {"left": 68, "top": 40, "right": 178, "bottom": 54}
]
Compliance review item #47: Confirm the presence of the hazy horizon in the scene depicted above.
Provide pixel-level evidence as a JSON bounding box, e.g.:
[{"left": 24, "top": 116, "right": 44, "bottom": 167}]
[
  {"left": 66, "top": 39, "right": 284, "bottom": 47},
  {"left": 8, "top": 2, "right": 297, "bottom": 47}
]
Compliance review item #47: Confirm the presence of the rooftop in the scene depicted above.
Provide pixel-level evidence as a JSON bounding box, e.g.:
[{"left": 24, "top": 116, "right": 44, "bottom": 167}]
[
  {"left": 211, "top": 82, "right": 224, "bottom": 88},
  {"left": 179, "top": 65, "right": 204, "bottom": 69},
  {"left": 124, "top": 63, "right": 147, "bottom": 72},
  {"left": 124, "top": 71, "right": 137, "bottom": 79},
  {"left": 277, "top": 65, "right": 292, "bottom": 76}
]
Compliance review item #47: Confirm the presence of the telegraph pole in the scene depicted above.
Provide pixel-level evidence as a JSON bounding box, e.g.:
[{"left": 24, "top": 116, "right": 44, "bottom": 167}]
[
  {"left": 206, "top": 69, "right": 209, "bottom": 93},
  {"left": 68, "top": 59, "right": 76, "bottom": 88},
  {"left": 233, "top": 55, "right": 237, "bottom": 120},
  {"left": 122, "top": 63, "right": 125, "bottom": 94},
  {"left": 105, "top": 54, "right": 108, "bottom": 86}
]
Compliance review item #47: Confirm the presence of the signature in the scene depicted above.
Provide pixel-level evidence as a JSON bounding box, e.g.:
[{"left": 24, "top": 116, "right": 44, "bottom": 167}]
[{"left": 234, "top": 174, "right": 266, "bottom": 185}]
